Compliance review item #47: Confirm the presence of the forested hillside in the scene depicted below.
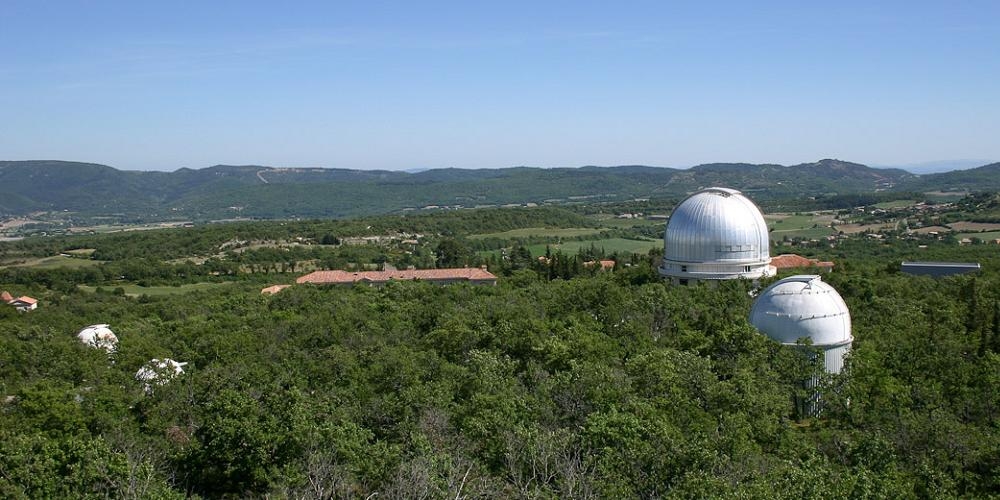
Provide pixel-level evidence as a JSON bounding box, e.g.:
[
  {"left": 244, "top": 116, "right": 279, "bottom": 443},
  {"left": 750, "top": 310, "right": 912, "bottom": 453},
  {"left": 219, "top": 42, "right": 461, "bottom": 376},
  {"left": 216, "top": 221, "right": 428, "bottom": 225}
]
[
  {"left": 0, "top": 159, "right": 933, "bottom": 220},
  {"left": 1, "top": 207, "right": 999, "bottom": 497},
  {"left": 1, "top": 262, "right": 998, "bottom": 497},
  {"left": 904, "top": 162, "right": 1000, "bottom": 192}
]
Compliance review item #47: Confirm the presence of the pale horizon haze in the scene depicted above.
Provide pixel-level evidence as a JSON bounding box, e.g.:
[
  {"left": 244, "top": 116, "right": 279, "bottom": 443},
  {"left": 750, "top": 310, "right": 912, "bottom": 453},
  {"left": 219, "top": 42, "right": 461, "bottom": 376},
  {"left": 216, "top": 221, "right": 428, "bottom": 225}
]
[{"left": 1, "top": 1, "right": 998, "bottom": 171}]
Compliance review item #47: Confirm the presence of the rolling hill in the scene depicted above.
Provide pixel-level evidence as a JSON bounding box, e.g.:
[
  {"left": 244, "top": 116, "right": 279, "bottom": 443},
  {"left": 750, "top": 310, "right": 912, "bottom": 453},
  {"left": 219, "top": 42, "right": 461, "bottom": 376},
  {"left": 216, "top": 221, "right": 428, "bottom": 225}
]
[{"left": 1, "top": 158, "right": 992, "bottom": 221}]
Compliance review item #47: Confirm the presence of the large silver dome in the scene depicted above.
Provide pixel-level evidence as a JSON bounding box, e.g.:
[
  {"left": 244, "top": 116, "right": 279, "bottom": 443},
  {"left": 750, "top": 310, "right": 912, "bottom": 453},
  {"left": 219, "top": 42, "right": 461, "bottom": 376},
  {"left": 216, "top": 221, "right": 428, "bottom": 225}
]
[
  {"left": 750, "top": 275, "right": 852, "bottom": 374},
  {"left": 659, "top": 187, "right": 775, "bottom": 284}
]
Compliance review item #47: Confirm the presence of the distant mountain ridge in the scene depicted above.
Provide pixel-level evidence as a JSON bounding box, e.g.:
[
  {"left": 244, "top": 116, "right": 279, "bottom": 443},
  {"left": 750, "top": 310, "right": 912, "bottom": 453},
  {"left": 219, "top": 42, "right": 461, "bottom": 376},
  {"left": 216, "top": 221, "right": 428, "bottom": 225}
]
[
  {"left": 876, "top": 159, "right": 996, "bottom": 174},
  {"left": 1, "top": 158, "right": 996, "bottom": 220}
]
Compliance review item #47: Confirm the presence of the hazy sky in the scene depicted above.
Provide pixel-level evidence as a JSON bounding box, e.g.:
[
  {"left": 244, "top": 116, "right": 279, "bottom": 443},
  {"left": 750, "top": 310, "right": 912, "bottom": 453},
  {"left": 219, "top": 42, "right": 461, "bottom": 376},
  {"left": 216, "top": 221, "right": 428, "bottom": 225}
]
[{"left": 2, "top": 1, "right": 998, "bottom": 171}]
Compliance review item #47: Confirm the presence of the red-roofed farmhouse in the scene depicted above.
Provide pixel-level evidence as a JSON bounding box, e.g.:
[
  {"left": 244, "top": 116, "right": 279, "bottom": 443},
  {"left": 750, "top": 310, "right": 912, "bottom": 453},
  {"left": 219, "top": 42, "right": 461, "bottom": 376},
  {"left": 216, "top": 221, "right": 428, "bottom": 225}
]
[{"left": 770, "top": 254, "right": 835, "bottom": 272}]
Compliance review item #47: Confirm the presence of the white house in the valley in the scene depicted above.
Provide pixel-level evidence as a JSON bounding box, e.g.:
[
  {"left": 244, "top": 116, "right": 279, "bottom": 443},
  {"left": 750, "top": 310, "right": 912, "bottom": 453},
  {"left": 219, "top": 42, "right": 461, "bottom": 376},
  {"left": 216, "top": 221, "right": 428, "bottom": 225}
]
[{"left": 2, "top": 290, "right": 38, "bottom": 311}]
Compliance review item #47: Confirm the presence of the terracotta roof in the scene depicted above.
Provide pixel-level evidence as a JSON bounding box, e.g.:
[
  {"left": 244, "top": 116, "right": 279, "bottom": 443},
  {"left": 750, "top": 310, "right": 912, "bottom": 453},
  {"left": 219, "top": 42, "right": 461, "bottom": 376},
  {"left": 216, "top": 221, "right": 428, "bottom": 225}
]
[
  {"left": 771, "top": 254, "right": 835, "bottom": 270},
  {"left": 260, "top": 284, "right": 292, "bottom": 295},
  {"left": 0, "top": 291, "right": 11, "bottom": 303},
  {"left": 11, "top": 296, "right": 37, "bottom": 305},
  {"left": 297, "top": 267, "right": 497, "bottom": 285}
]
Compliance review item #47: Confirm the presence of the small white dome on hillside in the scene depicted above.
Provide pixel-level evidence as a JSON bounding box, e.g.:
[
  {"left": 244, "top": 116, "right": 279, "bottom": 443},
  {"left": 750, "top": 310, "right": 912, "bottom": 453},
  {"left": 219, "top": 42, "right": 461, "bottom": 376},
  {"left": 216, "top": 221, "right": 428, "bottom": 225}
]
[
  {"left": 659, "top": 187, "right": 775, "bottom": 284},
  {"left": 77, "top": 324, "right": 119, "bottom": 353},
  {"left": 135, "top": 358, "right": 187, "bottom": 393},
  {"left": 750, "top": 275, "right": 853, "bottom": 374}
]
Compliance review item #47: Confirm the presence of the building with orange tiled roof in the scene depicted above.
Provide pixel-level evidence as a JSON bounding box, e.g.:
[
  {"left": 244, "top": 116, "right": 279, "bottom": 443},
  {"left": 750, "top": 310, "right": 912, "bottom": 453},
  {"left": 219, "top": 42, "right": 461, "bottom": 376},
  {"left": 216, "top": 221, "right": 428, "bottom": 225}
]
[
  {"left": 9, "top": 296, "right": 38, "bottom": 311},
  {"left": 584, "top": 260, "right": 616, "bottom": 271},
  {"left": 770, "top": 254, "right": 835, "bottom": 272},
  {"left": 1, "top": 291, "right": 12, "bottom": 303},
  {"left": 297, "top": 267, "right": 497, "bottom": 286}
]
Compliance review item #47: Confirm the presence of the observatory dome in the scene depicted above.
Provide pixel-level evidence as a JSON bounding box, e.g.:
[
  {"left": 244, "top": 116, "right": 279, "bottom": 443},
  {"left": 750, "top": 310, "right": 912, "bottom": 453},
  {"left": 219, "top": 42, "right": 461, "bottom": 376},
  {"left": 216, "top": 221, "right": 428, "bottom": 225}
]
[
  {"left": 750, "top": 275, "right": 852, "bottom": 374},
  {"left": 659, "top": 187, "right": 775, "bottom": 284},
  {"left": 136, "top": 358, "right": 187, "bottom": 393},
  {"left": 77, "top": 324, "right": 119, "bottom": 353}
]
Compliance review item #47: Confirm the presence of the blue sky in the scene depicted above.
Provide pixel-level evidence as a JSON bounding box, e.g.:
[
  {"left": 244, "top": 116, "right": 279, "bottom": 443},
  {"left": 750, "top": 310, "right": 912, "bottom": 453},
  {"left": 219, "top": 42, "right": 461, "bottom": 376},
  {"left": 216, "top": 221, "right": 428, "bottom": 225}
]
[{"left": 1, "top": 1, "right": 998, "bottom": 171}]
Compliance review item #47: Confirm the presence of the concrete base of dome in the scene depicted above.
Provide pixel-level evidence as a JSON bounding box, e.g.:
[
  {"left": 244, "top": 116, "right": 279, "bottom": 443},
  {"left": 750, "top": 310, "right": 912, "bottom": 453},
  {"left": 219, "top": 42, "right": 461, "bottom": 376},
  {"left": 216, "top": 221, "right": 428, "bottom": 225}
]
[{"left": 659, "top": 261, "right": 776, "bottom": 286}]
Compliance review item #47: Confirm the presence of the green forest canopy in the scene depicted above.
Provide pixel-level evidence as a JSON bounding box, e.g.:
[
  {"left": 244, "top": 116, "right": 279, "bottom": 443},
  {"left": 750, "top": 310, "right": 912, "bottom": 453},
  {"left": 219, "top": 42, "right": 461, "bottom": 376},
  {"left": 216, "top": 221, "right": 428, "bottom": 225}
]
[{"left": 2, "top": 216, "right": 999, "bottom": 497}]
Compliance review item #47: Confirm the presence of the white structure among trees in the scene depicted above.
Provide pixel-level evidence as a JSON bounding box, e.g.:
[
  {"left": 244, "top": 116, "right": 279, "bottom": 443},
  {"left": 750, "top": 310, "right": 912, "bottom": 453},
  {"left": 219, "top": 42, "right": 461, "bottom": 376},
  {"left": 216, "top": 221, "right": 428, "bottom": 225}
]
[
  {"left": 659, "top": 187, "right": 775, "bottom": 285},
  {"left": 76, "top": 324, "right": 119, "bottom": 353},
  {"left": 135, "top": 358, "right": 188, "bottom": 393},
  {"left": 749, "top": 275, "right": 853, "bottom": 375}
]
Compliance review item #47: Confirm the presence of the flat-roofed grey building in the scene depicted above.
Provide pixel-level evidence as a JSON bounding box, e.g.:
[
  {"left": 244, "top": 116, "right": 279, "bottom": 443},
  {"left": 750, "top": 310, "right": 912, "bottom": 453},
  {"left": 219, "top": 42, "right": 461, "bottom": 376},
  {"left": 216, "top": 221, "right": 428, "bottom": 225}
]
[{"left": 901, "top": 261, "right": 981, "bottom": 277}]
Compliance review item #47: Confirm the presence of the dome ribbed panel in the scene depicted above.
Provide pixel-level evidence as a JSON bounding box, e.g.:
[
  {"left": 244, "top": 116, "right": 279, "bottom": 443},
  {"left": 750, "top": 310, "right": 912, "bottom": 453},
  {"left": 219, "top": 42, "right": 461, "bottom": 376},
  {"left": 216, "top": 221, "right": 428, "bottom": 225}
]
[
  {"left": 750, "top": 276, "right": 853, "bottom": 345},
  {"left": 750, "top": 275, "right": 852, "bottom": 374},
  {"left": 663, "top": 188, "right": 770, "bottom": 264}
]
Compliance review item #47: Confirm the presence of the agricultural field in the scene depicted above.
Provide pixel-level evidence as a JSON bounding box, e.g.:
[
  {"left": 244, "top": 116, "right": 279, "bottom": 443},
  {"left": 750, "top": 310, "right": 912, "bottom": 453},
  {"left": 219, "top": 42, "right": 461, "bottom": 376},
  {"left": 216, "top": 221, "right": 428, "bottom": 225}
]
[
  {"left": 766, "top": 213, "right": 837, "bottom": 239},
  {"left": 1, "top": 254, "right": 103, "bottom": 270},
  {"left": 589, "top": 216, "right": 666, "bottom": 229},
  {"left": 65, "top": 248, "right": 97, "bottom": 256},
  {"left": 947, "top": 222, "right": 1000, "bottom": 232},
  {"left": 873, "top": 199, "right": 917, "bottom": 209},
  {"left": 835, "top": 223, "right": 898, "bottom": 235},
  {"left": 922, "top": 191, "right": 969, "bottom": 202},
  {"left": 77, "top": 281, "right": 235, "bottom": 297},
  {"left": 525, "top": 237, "right": 661, "bottom": 256},
  {"left": 909, "top": 225, "right": 951, "bottom": 234},
  {"left": 956, "top": 230, "right": 1000, "bottom": 241},
  {"left": 468, "top": 227, "right": 604, "bottom": 239},
  {"left": 67, "top": 221, "right": 193, "bottom": 235}
]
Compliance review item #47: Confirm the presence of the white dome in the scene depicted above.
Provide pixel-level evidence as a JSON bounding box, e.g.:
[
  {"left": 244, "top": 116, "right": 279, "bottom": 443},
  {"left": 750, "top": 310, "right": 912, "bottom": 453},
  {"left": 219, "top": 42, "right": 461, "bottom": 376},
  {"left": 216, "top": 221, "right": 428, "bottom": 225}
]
[
  {"left": 750, "top": 275, "right": 852, "bottom": 373},
  {"left": 136, "top": 358, "right": 187, "bottom": 393},
  {"left": 77, "top": 324, "right": 119, "bottom": 353},
  {"left": 659, "top": 187, "right": 774, "bottom": 282}
]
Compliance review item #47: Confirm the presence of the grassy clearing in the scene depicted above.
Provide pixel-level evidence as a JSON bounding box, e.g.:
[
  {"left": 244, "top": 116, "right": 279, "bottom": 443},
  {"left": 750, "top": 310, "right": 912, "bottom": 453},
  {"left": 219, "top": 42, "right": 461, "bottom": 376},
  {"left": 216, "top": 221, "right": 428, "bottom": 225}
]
[
  {"left": 78, "top": 282, "right": 234, "bottom": 297},
  {"left": 591, "top": 216, "right": 666, "bottom": 229},
  {"left": 3, "top": 255, "right": 103, "bottom": 270},
  {"left": 956, "top": 231, "right": 1000, "bottom": 241},
  {"left": 923, "top": 192, "right": 967, "bottom": 202},
  {"left": 947, "top": 222, "right": 1000, "bottom": 232},
  {"left": 909, "top": 225, "right": 950, "bottom": 234},
  {"left": 65, "top": 248, "right": 97, "bottom": 256},
  {"left": 477, "top": 237, "right": 662, "bottom": 259},
  {"left": 469, "top": 227, "right": 604, "bottom": 239},
  {"left": 836, "top": 223, "right": 897, "bottom": 235},
  {"left": 873, "top": 200, "right": 917, "bottom": 209},
  {"left": 773, "top": 227, "right": 837, "bottom": 240},
  {"left": 767, "top": 214, "right": 814, "bottom": 229},
  {"left": 67, "top": 221, "right": 193, "bottom": 235},
  {"left": 526, "top": 238, "right": 661, "bottom": 256},
  {"left": 767, "top": 213, "right": 837, "bottom": 239}
]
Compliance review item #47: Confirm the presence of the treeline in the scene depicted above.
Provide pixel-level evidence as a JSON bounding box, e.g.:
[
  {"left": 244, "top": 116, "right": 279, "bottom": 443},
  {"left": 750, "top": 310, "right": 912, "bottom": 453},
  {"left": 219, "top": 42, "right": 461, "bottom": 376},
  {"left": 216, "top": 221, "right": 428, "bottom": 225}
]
[{"left": 761, "top": 191, "right": 929, "bottom": 212}]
